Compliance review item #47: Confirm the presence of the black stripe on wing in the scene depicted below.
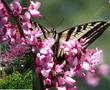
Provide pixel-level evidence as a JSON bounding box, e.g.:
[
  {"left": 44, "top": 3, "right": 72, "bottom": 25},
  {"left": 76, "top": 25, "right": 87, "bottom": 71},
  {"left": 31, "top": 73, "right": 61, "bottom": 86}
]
[
  {"left": 58, "top": 21, "right": 105, "bottom": 42},
  {"left": 80, "top": 21, "right": 110, "bottom": 48},
  {"left": 57, "top": 21, "right": 110, "bottom": 45},
  {"left": 30, "top": 21, "right": 50, "bottom": 39},
  {"left": 37, "top": 24, "right": 50, "bottom": 39}
]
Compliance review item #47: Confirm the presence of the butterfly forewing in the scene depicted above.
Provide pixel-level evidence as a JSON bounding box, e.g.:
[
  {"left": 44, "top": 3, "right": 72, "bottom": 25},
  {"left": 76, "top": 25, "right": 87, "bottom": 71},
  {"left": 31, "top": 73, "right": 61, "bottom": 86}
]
[
  {"left": 81, "top": 21, "right": 110, "bottom": 48},
  {"left": 57, "top": 21, "right": 107, "bottom": 43},
  {"left": 56, "top": 21, "right": 110, "bottom": 59}
]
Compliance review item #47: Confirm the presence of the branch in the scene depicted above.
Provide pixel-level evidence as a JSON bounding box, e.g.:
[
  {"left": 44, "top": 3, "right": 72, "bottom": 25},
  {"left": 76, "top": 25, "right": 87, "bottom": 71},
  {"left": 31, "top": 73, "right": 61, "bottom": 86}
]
[{"left": 32, "top": 52, "right": 45, "bottom": 90}]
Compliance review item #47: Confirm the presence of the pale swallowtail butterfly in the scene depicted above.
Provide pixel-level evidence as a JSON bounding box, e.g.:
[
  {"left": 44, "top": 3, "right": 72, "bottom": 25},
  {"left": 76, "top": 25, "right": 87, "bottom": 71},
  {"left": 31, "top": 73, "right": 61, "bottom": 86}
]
[{"left": 31, "top": 21, "right": 110, "bottom": 63}]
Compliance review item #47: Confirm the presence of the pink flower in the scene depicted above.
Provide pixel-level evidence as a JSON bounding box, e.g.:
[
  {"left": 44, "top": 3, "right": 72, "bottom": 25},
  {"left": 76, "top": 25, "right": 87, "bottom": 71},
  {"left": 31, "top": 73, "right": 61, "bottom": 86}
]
[
  {"left": 41, "top": 37, "right": 55, "bottom": 48},
  {"left": 60, "top": 40, "right": 81, "bottom": 55},
  {"left": 82, "top": 62, "right": 90, "bottom": 70},
  {"left": 86, "top": 72, "right": 100, "bottom": 87},
  {"left": 44, "top": 78, "right": 52, "bottom": 85},
  {"left": 67, "top": 86, "right": 77, "bottom": 90},
  {"left": 82, "top": 49, "right": 103, "bottom": 72},
  {"left": 89, "top": 49, "right": 103, "bottom": 67},
  {"left": 0, "top": 3, "right": 7, "bottom": 17},
  {"left": 55, "top": 65, "right": 63, "bottom": 74},
  {"left": 60, "top": 40, "right": 82, "bottom": 66},
  {"left": 10, "top": 0, "right": 22, "bottom": 16},
  {"left": 41, "top": 69, "right": 51, "bottom": 78},
  {"left": 2, "top": 44, "right": 29, "bottom": 61},
  {"left": 22, "top": 22, "right": 31, "bottom": 35},
  {"left": 28, "top": 1, "right": 41, "bottom": 18},
  {"left": 35, "top": 38, "right": 55, "bottom": 77},
  {"left": 57, "top": 87, "right": 66, "bottom": 90},
  {"left": 57, "top": 77, "right": 65, "bottom": 86},
  {"left": 4, "top": 23, "right": 16, "bottom": 38},
  {"left": 98, "top": 64, "right": 109, "bottom": 76},
  {"left": 23, "top": 12, "right": 31, "bottom": 22},
  {"left": 1, "top": 16, "right": 8, "bottom": 24},
  {"left": 64, "top": 76, "right": 76, "bottom": 86}
]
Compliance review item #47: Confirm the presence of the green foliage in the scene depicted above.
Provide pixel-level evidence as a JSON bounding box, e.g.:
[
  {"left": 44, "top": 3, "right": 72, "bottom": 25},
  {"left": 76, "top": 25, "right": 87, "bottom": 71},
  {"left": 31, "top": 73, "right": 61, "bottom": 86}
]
[{"left": 0, "top": 70, "right": 32, "bottom": 89}]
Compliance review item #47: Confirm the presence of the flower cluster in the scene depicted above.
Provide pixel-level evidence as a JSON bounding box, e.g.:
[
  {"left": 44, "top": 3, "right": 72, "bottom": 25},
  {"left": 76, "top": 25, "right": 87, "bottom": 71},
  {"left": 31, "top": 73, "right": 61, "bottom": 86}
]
[
  {"left": 0, "top": 0, "right": 42, "bottom": 60},
  {"left": 85, "top": 63, "right": 110, "bottom": 87},
  {"left": 36, "top": 37, "right": 55, "bottom": 75},
  {"left": 2, "top": 44, "right": 29, "bottom": 62},
  {"left": 35, "top": 39, "right": 103, "bottom": 90}
]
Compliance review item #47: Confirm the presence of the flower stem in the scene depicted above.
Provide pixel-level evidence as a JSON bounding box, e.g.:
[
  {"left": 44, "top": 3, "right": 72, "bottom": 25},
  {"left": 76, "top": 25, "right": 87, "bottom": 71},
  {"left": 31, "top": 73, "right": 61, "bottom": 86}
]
[{"left": 32, "top": 52, "right": 44, "bottom": 90}]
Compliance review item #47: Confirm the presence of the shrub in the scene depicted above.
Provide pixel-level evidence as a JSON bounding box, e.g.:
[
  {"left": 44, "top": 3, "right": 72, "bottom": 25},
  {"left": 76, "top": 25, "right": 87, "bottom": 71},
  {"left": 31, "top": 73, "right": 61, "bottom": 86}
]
[{"left": 0, "top": 70, "right": 32, "bottom": 89}]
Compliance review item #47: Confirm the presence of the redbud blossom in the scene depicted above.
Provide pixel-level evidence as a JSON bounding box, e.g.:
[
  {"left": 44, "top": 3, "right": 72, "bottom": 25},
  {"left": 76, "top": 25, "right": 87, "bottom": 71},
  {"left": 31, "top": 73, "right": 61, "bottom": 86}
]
[
  {"left": 1, "top": 16, "right": 8, "bottom": 24},
  {"left": 85, "top": 63, "right": 110, "bottom": 87},
  {"left": 10, "top": 0, "right": 22, "bottom": 16},
  {"left": 28, "top": 1, "right": 41, "bottom": 18},
  {"left": 2, "top": 44, "right": 29, "bottom": 61},
  {"left": 57, "top": 87, "right": 66, "bottom": 90},
  {"left": 86, "top": 72, "right": 100, "bottom": 87},
  {"left": 64, "top": 76, "right": 76, "bottom": 86},
  {"left": 82, "top": 49, "right": 103, "bottom": 72},
  {"left": 36, "top": 38, "right": 55, "bottom": 77},
  {"left": 98, "top": 64, "right": 109, "bottom": 76},
  {"left": 60, "top": 40, "right": 103, "bottom": 77},
  {"left": 0, "top": 3, "right": 7, "bottom": 17},
  {"left": 23, "top": 12, "right": 31, "bottom": 22}
]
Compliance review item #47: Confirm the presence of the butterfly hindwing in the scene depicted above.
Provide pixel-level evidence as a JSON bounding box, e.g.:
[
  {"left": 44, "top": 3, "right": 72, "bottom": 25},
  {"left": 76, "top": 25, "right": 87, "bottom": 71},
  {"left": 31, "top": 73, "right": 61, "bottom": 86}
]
[{"left": 57, "top": 21, "right": 110, "bottom": 47}]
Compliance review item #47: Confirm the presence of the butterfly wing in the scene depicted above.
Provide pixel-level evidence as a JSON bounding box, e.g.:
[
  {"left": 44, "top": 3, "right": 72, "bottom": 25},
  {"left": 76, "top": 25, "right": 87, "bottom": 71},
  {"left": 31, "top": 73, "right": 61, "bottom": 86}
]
[
  {"left": 55, "top": 21, "right": 110, "bottom": 60},
  {"left": 31, "top": 21, "right": 110, "bottom": 62}
]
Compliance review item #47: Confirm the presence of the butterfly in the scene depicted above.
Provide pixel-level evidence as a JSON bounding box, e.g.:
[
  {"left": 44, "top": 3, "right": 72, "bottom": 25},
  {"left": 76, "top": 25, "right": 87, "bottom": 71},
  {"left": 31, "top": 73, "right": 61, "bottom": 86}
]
[{"left": 31, "top": 21, "right": 110, "bottom": 63}]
